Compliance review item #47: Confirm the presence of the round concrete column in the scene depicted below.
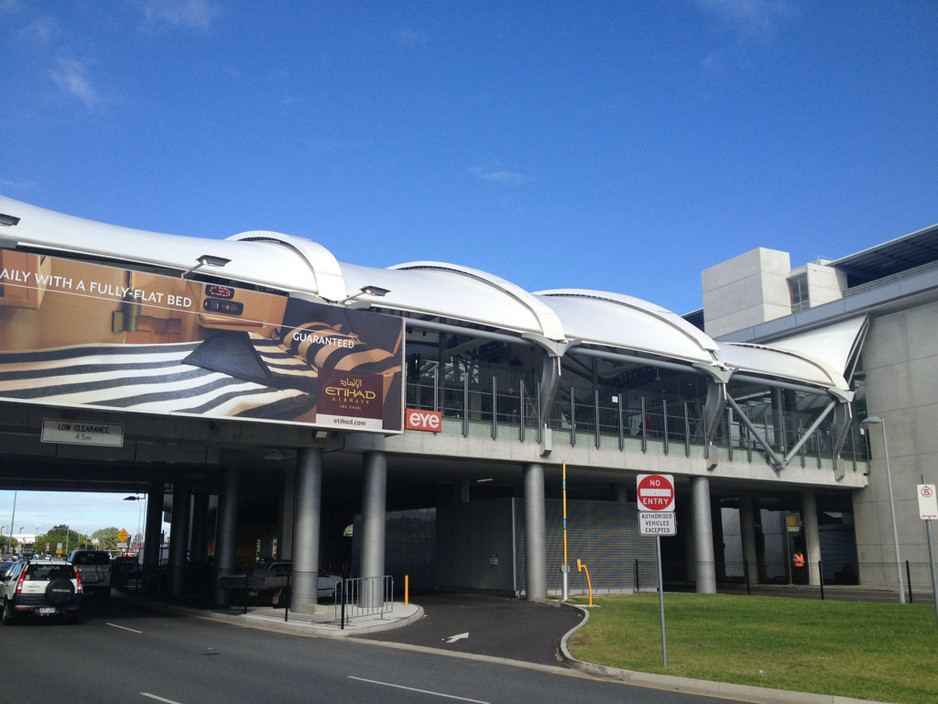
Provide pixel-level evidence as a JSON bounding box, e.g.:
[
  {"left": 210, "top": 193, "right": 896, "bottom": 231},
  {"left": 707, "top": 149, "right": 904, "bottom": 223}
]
[
  {"left": 292, "top": 447, "right": 323, "bottom": 610},
  {"left": 802, "top": 491, "right": 821, "bottom": 586},
  {"left": 739, "top": 494, "right": 759, "bottom": 586},
  {"left": 691, "top": 476, "right": 717, "bottom": 594},
  {"left": 361, "top": 451, "right": 387, "bottom": 607},
  {"left": 143, "top": 482, "right": 164, "bottom": 576},
  {"left": 213, "top": 466, "right": 239, "bottom": 606},
  {"left": 168, "top": 479, "right": 192, "bottom": 601},
  {"left": 523, "top": 463, "right": 547, "bottom": 600}
]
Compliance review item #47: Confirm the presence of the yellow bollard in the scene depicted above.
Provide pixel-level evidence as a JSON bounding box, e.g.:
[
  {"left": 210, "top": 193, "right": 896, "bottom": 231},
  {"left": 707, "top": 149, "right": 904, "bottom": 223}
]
[
  {"left": 576, "top": 559, "right": 593, "bottom": 607},
  {"left": 405, "top": 574, "right": 409, "bottom": 605}
]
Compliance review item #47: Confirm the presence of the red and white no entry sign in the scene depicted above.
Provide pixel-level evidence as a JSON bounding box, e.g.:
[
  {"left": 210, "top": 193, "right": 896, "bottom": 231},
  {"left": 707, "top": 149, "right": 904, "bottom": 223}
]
[{"left": 637, "top": 474, "right": 675, "bottom": 512}]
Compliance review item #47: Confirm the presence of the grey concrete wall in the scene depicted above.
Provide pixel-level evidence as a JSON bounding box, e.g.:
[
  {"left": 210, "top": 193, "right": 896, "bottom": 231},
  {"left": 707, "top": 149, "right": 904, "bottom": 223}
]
[
  {"left": 702, "top": 247, "right": 792, "bottom": 338},
  {"left": 857, "top": 300, "right": 938, "bottom": 563},
  {"left": 436, "top": 498, "right": 517, "bottom": 593}
]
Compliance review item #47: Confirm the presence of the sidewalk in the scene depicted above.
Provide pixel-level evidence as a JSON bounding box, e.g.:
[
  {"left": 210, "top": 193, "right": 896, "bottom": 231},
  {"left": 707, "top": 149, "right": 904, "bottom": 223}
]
[
  {"left": 131, "top": 593, "right": 425, "bottom": 638},
  {"left": 227, "top": 601, "right": 425, "bottom": 636}
]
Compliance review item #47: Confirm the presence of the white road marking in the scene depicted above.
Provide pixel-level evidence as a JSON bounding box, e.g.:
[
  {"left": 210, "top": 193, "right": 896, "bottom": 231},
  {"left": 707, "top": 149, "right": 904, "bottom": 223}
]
[
  {"left": 141, "top": 694, "right": 184, "bottom": 704},
  {"left": 348, "top": 676, "right": 490, "bottom": 703},
  {"left": 445, "top": 631, "right": 469, "bottom": 643},
  {"left": 107, "top": 622, "right": 143, "bottom": 633}
]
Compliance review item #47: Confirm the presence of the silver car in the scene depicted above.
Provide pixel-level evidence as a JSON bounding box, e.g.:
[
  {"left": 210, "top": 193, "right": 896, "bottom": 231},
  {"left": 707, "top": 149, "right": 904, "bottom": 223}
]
[{"left": 0, "top": 559, "right": 83, "bottom": 624}]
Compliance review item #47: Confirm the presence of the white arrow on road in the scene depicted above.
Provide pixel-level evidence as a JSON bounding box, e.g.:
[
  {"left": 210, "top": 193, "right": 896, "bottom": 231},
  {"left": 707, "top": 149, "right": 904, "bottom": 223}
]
[{"left": 445, "top": 632, "right": 469, "bottom": 644}]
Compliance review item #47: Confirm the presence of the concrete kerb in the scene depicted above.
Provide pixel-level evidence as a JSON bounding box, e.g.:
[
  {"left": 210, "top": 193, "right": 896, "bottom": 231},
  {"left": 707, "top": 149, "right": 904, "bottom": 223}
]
[
  {"left": 235, "top": 602, "right": 425, "bottom": 636},
  {"left": 119, "top": 592, "right": 424, "bottom": 638},
  {"left": 557, "top": 602, "right": 898, "bottom": 704}
]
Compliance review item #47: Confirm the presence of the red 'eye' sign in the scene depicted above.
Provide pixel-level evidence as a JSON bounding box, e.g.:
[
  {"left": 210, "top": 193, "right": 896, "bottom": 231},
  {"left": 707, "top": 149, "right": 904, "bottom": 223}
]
[{"left": 405, "top": 409, "right": 442, "bottom": 432}]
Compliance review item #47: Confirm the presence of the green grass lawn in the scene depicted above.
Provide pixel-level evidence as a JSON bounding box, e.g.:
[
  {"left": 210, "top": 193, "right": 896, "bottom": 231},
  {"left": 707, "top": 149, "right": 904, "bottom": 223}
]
[{"left": 565, "top": 593, "right": 938, "bottom": 704}]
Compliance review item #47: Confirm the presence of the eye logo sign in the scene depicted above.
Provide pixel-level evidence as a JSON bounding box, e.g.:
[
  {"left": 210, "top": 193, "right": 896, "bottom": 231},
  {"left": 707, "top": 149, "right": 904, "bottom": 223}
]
[{"left": 405, "top": 409, "right": 442, "bottom": 432}]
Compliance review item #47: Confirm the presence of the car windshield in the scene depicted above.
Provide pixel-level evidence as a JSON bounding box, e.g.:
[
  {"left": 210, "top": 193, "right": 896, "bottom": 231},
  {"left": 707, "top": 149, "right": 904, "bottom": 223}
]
[{"left": 27, "top": 564, "right": 74, "bottom": 580}]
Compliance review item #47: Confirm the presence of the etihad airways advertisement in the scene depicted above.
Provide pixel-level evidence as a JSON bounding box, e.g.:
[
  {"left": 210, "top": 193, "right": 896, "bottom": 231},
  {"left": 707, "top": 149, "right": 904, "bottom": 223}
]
[{"left": 0, "top": 249, "right": 404, "bottom": 433}]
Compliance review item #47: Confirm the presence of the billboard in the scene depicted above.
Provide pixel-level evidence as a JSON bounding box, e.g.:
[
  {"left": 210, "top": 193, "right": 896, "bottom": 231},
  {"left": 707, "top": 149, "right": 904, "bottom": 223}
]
[{"left": 0, "top": 250, "right": 403, "bottom": 433}]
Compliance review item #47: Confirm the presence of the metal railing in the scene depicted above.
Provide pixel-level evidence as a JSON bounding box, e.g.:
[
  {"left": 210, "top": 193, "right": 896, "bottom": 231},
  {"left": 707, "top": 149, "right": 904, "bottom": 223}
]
[
  {"left": 406, "top": 374, "right": 871, "bottom": 472},
  {"left": 596, "top": 560, "right": 938, "bottom": 604},
  {"left": 277, "top": 574, "right": 395, "bottom": 627}
]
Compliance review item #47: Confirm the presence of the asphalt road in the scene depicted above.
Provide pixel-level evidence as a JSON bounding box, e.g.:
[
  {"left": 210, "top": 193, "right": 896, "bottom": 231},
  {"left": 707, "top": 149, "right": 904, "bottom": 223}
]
[
  {"left": 358, "top": 590, "right": 586, "bottom": 666},
  {"left": 0, "top": 594, "right": 750, "bottom": 704}
]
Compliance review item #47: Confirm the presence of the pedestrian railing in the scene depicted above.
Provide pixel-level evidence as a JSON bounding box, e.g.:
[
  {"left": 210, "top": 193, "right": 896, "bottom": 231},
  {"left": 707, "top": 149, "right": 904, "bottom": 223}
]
[
  {"left": 275, "top": 574, "right": 395, "bottom": 627},
  {"left": 654, "top": 560, "right": 936, "bottom": 604},
  {"left": 559, "top": 559, "right": 936, "bottom": 604}
]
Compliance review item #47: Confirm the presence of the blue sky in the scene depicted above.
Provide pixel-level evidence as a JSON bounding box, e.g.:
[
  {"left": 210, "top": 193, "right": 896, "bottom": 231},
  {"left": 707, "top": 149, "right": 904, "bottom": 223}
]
[{"left": 1, "top": 0, "right": 936, "bottom": 532}]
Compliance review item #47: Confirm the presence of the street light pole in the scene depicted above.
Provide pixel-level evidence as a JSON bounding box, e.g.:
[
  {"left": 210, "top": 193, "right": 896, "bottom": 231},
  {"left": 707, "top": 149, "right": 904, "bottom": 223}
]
[
  {"left": 862, "top": 416, "right": 905, "bottom": 604},
  {"left": 8, "top": 490, "right": 16, "bottom": 555}
]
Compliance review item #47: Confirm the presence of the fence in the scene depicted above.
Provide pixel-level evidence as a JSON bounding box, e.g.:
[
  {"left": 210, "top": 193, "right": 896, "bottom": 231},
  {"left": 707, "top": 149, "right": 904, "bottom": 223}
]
[
  {"left": 405, "top": 371, "right": 870, "bottom": 473},
  {"left": 278, "top": 574, "right": 395, "bottom": 628},
  {"left": 606, "top": 560, "right": 938, "bottom": 604}
]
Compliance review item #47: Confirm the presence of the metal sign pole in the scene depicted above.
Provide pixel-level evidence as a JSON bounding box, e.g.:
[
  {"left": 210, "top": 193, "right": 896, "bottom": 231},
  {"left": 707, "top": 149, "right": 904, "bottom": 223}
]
[
  {"left": 562, "top": 461, "right": 569, "bottom": 601},
  {"left": 926, "top": 518, "right": 937, "bottom": 633},
  {"left": 921, "top": 475, "right": 938, "bottom": 633},
  {"left": 656, "top": 535, "right": 668, "bottom": 668}
]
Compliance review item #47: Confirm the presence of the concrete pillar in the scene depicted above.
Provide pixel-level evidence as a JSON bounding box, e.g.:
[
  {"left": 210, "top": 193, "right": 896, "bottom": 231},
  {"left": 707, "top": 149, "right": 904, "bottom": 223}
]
[
  {"left": 168, "top": 480, "right": 192, "bottom": 601},
  {"left": 279, "top": 466, "right": 296, "bottom": 561},
  {"left": 360, "top": 451, "right": 387, "bottom": 607},
  {"left": 189, "top": 492, "right": 209, "bottom": 563},
  {"left": 712, "top": 498, "right": 726, "bottom": 581},
  {"left": 143, "top": 482, "right": 163, "bottom": 575},
  {"left": 802, "top": 491, "right": 821, "bottom": 586},
  {"left": 523, "top": 463, "right": 547, "bottom": 600},
  {"left": 293, "top": 447, "right": 323, "bottom": 609},
  {"left": 691, "top": 476, "right": 717, "bottom": 594},
  {"left": 212, "top": 466, "right": 239, "bottom": 606},
  {"left": 739, "top": 494, "right": 759, "bottom": 586}
]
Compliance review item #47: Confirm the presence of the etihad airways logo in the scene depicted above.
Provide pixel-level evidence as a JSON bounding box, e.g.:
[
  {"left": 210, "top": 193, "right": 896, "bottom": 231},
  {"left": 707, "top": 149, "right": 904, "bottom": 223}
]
[{"left": 323, "top": 376, "right": 377, "bottom": 401}]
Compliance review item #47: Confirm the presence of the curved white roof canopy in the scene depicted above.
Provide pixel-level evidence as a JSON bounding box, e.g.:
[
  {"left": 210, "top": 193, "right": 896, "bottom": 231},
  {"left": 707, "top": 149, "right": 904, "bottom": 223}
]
[
  {"left": 0, "top": 196, "right": 336, "bottom": 298},
  {"left": 716, "top": 342, "right": 849, "bottom": 393},
  {"left": 535, "top": 289, "right": 719, "bottom": 365},
  {"left": 766, "top": 316, "right": 868, "bottom": 383},
  {"left": 376, "top": 261, "right": 566, "bottom": 341},
  {"left": 0, "top": 196, "right": 853, "bottom": 397}
]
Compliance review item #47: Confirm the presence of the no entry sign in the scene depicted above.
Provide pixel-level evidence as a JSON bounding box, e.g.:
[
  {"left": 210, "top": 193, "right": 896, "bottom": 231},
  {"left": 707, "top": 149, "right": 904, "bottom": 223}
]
[{"left": 637, "top": 474, "right": 675, "bottom": 512}]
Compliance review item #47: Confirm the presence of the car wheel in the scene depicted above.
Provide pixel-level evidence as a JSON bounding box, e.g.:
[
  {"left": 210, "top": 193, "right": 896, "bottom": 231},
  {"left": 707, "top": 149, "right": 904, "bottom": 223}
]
[
  {"left": 2, "top": 599, "right": 16, "bottom": 625},
  {"left": 45, "top": 578, "right": 76, "bottom": 607}
]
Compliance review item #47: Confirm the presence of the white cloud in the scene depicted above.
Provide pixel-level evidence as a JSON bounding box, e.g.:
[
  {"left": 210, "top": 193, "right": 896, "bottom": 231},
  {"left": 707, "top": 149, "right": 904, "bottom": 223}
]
[
  {"left": 139, "top": 0, "right": 220, "bottom": 31},
  {"left": 467, "top": 166, "right": 528, "bottom": 186},
  {"left": 49, "top": 58, "right": 101, "bottom": 111},
  {"left": 21, "top": 15, "right": 60, "bottom": 45},
  {"left": 693, "top": 0, "right": 795, "bottom": 42},
  {"left": 396, "top": 29, "right": 428, "bottom": 46},
  {"left": 306, "top": 138, "right": 369, "bottom": 154}
]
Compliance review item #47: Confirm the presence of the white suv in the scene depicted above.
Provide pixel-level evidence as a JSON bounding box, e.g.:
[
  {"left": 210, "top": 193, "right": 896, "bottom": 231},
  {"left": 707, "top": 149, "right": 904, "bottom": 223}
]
[{"left": 0, "top": 558, "right": 82, "bottom": 624}]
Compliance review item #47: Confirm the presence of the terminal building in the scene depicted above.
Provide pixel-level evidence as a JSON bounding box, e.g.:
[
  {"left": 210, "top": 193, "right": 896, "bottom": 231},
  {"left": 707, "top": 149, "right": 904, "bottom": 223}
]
[{"left": 0, "top": 195, "right": 933, "bottom": 604}]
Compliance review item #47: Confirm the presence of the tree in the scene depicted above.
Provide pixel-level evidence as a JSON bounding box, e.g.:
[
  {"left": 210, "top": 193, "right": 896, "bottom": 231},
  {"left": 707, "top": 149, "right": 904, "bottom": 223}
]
[
  {"left": 92, "top": 527, "right": 122, "bottom": 552},
  {"left": 35, "top": 525, "right": 92, "bottom": 556}
]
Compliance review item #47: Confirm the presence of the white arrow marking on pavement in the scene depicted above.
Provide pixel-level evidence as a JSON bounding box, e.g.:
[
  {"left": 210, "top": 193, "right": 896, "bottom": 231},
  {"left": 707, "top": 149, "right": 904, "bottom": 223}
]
[{"left": 445, "top": 632, "right": 469, "bottom": 643}]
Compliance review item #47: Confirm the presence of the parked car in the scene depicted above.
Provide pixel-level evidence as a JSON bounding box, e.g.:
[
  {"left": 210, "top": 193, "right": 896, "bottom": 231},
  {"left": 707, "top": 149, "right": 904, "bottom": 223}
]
[
  {"left": 223, "top": 562, "right": 342, "bottom": 604},
  {"left": 65, "top": 550, "right": 111, "bottom": 597},
  {"left": 0, "top": 558, "right": 82, "bottom": 624}
]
